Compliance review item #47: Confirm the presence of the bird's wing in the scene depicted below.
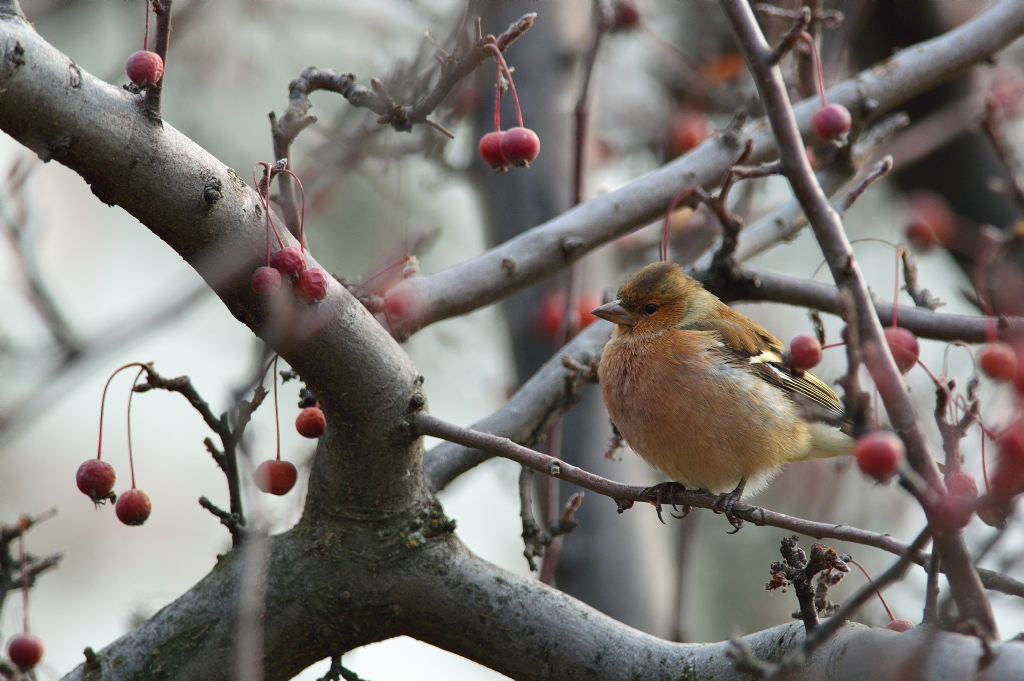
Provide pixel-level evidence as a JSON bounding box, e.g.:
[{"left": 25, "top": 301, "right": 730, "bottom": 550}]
[{"left": 679, "top": 318, "right": 845, "bottom": 418}]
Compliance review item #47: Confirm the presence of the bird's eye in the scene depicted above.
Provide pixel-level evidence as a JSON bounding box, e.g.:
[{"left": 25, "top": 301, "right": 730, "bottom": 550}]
[{"left": 643, "top": 303, "right": 659, "bottom": 315}]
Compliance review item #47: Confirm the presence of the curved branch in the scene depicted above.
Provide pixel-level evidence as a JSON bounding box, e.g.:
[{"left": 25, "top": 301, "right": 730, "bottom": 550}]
[
  {"left": 0, "top": 13, "right": 421, "bottom": 512},
  {"left": 385, "top": 0, "right": 1024, "bottom": 339}
]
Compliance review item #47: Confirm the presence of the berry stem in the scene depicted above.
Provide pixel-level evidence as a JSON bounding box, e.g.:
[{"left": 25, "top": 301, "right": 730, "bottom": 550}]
[
  {"left": 253, "top": 163, "right": 284, "bottom": 252},
  {"left": 820, "top": 341, "right": 846, "bottom": 350},
  {"left": 126, "top": 366, "right": 146, "bottom": 489},
  {"left": 96, "top": 362, "right": 151, "bottom": 461},
  {"left": 20, "top": 534, "right": 29, "bottom": 633},
  {"left": 848, "top": 557, "right": 896, "bottom": 621},
  {"left": 892, "top": 245, "right": 904, "bottom": 328},
  {"left": 273, "top": 355, "right": 281, "bottom": 461},
  {"left": 493, "top": 58, "right": 502, "bottom": 132},
  {"left": 487, "top": 44, "right": 523, "bottom": 127},
  {"left": 798, "top": 32, "right": 826, "bottom": 108},
  {"left": 981, "top": 428, "right": 990, "bottom": 492}
]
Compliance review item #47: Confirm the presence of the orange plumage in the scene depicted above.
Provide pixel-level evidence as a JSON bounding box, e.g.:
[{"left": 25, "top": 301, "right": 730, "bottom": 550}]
[{"left": 593, "top": 262, "right": 851, "bottom": 496}]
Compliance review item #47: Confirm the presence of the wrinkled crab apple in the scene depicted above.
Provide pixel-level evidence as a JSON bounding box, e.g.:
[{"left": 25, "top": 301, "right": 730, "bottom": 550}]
[
  {"left": 296, "top": 406, "right": 326, "bottom": 438},
  {"left": 272, "top": 245, "right": 307, "bottom": 278},
  {"left": 126, "top": 50, "right": 164, "bottom": 88},
  {"left": 884, "top": 327, "right": 919, "bottom": 374},
  {"left": 251, "top": 266, "right": 282, "bottom": 295},
  {"left": 294, "top": 266, "right": 330, "bottom": 303},
  {"left": 115, "top": 488, "right": 152, "bottom": 526},
  {"left": 76, "top": 458, "right": 116, "bottom": 502}
]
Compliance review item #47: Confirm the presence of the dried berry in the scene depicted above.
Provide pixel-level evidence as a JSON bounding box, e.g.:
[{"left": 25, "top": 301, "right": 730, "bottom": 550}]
[
  {"left": 272, "top": 245, "right": 306, "bottom": 278},
  {"left": 126, "top": 50, "right": 164, "bottom": 88},
  {"left": 295, "top": 406, "right": 326, "bottom": 439},
  {"left": 293, "top": 266, "right": 329, "bottom": 303},
  {"left": 251, "top": 266, "right": 282, "bottom": 296},
  {"left": 885, "top": 619, "right": 914, "bottom": 632},
  {"left": 76, "top": 459, "right": 116, "bottom": 502},
  {"left": 115, "top": 488, "right": 151, "bottom": 526}
]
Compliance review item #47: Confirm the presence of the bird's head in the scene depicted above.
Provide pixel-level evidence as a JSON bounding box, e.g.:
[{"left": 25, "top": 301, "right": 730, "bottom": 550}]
[{"left": 592, "top": 261, "right": 706, "bottom": 334}]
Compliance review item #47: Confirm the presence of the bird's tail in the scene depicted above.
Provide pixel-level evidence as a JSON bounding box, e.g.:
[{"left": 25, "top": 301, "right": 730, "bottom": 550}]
[{"left": 801, "top": 423, "right": 856, "bottom": 460}]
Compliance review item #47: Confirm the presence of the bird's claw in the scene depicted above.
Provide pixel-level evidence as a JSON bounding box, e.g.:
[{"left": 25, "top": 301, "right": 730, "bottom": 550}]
[
  {"left": 711, "top": 478, "right": 746, "bottom": 533},
  {"left": 642, "top": 482, "right": 688, "bottom": 524}
]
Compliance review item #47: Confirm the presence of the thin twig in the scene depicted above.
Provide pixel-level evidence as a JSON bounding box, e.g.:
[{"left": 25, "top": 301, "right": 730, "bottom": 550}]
[{"left": 143, "top": 0, "right": 172, "bottom": 121}]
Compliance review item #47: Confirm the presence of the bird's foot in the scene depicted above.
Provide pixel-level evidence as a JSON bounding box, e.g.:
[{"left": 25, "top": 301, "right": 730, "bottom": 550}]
[
  {"left": 641, "top": 482, "right": 691, "bottom": 524},
  {"left": 711, "top": 478, "right": 746, "bottom": 534}
]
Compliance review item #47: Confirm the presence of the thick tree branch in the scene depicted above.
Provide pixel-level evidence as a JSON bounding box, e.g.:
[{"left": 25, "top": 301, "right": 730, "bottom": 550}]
[
  {"left": 719, "top": 0, "right": 996, "bottom": 635},
  {"left": 384, "top": 0, "right": 1024, "bottom": 339}
]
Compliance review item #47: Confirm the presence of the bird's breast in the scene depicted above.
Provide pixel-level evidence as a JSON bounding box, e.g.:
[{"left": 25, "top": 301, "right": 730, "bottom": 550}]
[{"left": 598, "top": 332, "right": 809, "bottom": 493}]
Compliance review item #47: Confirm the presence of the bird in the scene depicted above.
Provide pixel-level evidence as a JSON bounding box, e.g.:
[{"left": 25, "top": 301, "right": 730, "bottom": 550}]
[{"left": 592, "top": 261, "right": 852, "bottom": 517}]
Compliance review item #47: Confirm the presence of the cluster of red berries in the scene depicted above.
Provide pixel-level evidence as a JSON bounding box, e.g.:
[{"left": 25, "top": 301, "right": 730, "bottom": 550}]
[
  {"left": 250, "top": 163, "right": 329, "bottom": 303},
  {"left": 76, "top": 363, "right": 153, "bottom": 527},
  {"left": 478, "top": 42, "right": 540, "bottom": 172},
  {"left": 787, "top": 327, "right": 920, "bottom": 376},
  {"left": 125, "top": 1, "right": 163, "bottom": 89}
]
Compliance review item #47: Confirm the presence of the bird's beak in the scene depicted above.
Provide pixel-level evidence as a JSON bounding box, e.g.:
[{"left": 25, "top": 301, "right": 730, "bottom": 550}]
[{"left": 591, "top": 300, "right": 634, "bottom": 325}]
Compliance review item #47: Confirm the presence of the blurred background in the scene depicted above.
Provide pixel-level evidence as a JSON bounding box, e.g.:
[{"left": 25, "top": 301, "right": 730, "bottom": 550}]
[{"left": 1, "top": 0, "right": 1024, "bottom": 679}]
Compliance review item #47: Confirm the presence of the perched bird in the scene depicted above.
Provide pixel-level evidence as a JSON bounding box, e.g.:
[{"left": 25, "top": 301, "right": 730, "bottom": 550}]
[{"left": 593, "top": 261, "right": 852, "bottom": 504}]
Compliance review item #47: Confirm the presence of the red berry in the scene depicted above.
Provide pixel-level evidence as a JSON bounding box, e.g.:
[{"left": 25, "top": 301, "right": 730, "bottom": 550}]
[
  {"left": 125, "top": 50, "right": 164, "bottom": 88},
  {"left": 884, "top": 327, "right": 919, "bottom": 374},
  {"left": 997, "top": 418, "right": 1024, "bottom": 467},
  {"left": 535, "top": 292, "right": 601, "bottom": 342},
  {"left": 668, "top": 112, "right": 709, "bottom": 157},
  {"left": 294, "top": 266, "right": 330, "bottom": 303},
  {"left": 905, "top": 191, "right": 956, "bottom": 247},
  {"left": 855, "top": 431, "right": 904, "bottom": 481},
  {"left": 978, "top": 502, "right": 1009, "bottom": 529},
  {"left": 295, "top": 406, "right": 326, "bottom": 438},
  {"left": 271, "top": 246, "right": 306, "bottom": 278},
  {"left": 811, "top": 103, "right": 852, "bottom": 140},
  {"left": 947, "top": 471, "right": 978, "bottom": 500},
  {"left": 251, "top": 266, "right": 282, "bottom": 295},
  {"left": 254, "top": 460, "right": 297, "bottom": 496},
  {"left": 115, "top": 488, "right": 151, "bottom": 526},
  {"left": 76, "top": 459, "right": 116, "bottom": 502},
  {"left": 789, "top": 333, "right": 822, "bottom": 371},
  {"left": 905, "top": 219, "right": 938, "bottom": 251},
  {"left": 7, "top": 633, "right": 44, "bottom": 669},
  {"left": 991, "top": 457, "right": 1024, "bottom": 500},
  {"left": 612, "top": 0, "right": 641, "bottom": 30},
  {"left": 885, "top": 619, "right": 914, "bottom": 632},
  {"left": 479, "top": 131, "right": 508, "bottom": 172},
  {"left": 500, "top": 127, "right": 541, "bottom": 167},
  {"left": 979, "top": 343, "right": 1018, "bottom": 382}
]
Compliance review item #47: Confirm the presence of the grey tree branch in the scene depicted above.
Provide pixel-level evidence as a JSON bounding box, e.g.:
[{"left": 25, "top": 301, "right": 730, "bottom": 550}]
[
  {"left": 719, "top": 0, "right": 996, "bottom": 635},
  {"left": 384, "top": 0, "right": 1024, "bottom": 340}
]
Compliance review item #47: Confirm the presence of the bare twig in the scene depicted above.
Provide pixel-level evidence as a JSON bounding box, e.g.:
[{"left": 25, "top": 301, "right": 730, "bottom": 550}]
[
  {"left": 412, "top": 411, "right": 1023, "bottom": 598},
  {"left": 143, "top": 0, "right": 172, "bottom": 121},
  {"left": 833, "top": 155, "right": 892, "bottom": 215},
  {"left": 765, "top": 536, "right": 849, "bottom": 632}
]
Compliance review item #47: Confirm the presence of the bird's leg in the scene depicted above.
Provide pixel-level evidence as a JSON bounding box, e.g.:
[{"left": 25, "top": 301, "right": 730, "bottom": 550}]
[
  {"left": 711, "top": 477, "right": 746, "bottom": 533},
  {"left": 641, "top": 481, "right": 688, "bottom": 524}
]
